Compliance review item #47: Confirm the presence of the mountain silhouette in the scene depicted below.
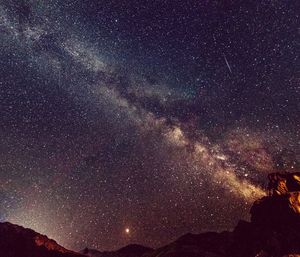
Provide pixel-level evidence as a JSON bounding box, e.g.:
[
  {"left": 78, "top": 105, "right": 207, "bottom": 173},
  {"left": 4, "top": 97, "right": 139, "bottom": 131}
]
[
  {"left": 81, "top": 244, "right": 153, "bottom": 257},
  {"left": 2, "top": 172, "right": 300, "bottom": 257},
  {"left": 0, "top": 222, "right": 84, "bottom": 257}
]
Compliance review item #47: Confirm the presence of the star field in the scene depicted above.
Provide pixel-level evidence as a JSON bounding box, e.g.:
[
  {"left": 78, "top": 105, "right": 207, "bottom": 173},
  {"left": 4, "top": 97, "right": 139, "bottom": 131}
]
[{"left": 0, "top": 0, "right": 299, "bottom": 252}]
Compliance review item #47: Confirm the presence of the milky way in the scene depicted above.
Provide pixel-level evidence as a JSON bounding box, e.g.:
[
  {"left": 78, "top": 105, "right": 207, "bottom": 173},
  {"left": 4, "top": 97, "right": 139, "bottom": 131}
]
[{"left": 0, "top": 0, "right": 299, "bottom": 252}]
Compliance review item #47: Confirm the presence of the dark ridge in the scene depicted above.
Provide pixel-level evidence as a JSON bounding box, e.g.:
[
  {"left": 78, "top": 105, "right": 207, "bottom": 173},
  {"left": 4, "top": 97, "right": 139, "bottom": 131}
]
[{"left": 0, "top": 222, "right": 83, "bottom": 257}]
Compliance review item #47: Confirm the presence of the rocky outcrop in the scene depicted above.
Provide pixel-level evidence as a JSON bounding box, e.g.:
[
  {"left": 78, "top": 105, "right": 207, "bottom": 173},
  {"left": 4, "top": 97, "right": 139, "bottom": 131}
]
[
  {"left": 0, "top": 222, "right": 83, "bottom": 257},
  {"left": 143, "top": 172, "right": 300, "bottom": 257}
]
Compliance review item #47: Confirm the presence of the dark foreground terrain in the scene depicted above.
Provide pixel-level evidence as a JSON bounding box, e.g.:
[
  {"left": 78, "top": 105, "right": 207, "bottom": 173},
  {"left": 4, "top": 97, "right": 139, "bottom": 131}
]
[{"left": 2, "top": 173, "right": 300, "bottom": 257}]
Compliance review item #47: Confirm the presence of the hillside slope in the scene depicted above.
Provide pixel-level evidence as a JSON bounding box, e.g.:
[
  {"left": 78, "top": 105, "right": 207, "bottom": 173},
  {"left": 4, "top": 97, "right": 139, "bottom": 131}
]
[{"left": 0, "top": 222, "right": 84, "bottom": 257}]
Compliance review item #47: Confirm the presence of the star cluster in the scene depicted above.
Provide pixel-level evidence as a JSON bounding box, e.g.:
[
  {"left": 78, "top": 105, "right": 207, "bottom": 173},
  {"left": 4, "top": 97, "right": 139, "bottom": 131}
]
[{"left": 0, "top": 0, "right": 299, "bottom": 252}]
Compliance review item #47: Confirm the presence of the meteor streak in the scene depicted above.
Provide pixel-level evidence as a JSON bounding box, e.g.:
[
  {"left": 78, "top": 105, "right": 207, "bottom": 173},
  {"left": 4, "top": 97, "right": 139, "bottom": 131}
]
[{"left": 223, "top": 53, "right": 232, "bottom": 74}]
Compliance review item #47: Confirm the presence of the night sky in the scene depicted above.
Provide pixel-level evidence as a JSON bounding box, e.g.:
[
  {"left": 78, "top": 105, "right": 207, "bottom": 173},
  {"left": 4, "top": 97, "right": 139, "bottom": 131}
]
[{"left": 0, "top": 0, "right": 299, "bottom": 252}]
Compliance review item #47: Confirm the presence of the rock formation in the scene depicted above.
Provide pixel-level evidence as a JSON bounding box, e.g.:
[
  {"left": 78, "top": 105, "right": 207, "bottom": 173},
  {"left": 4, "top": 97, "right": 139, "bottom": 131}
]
[
  {"left": 144, "top": 172, "right": 300, "bottom": 257},
  {"left": 0, "top": 222, "right": 83, "bottom": 257}
]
